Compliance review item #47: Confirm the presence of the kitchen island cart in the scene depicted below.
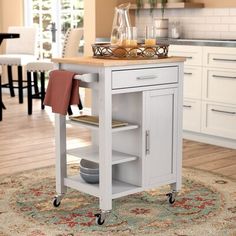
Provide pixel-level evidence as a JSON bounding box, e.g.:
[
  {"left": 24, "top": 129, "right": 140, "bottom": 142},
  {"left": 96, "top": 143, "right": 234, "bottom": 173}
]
[{"left": 51, "top": 56, "right": 185, "bottom": 224}]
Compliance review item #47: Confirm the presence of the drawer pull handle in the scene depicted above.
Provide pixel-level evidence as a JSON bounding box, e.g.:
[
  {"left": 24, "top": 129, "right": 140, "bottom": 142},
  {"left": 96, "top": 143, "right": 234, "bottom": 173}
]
[
  {"left": 145, "top": 130, "right": 150, "bottom": 155},
  {"left": 212, "top": 75, "right": 236, "bottom": 79},
  {"left": 137, "top": 75, "right": 157, "bottom": 80},
  {"left": 213, "top": 58, "right": 236, "bottom": 62},
  {"left": 184, "top": 72, "right": 193, "bottom": 75},
  {"left": 183, "top": 105, "right": 192, "bottom": 108},
  {"left": 186, "top": 56, "right": 193, "bottom": 59},
  {"left": 211, "top": 109, "right": 236, "bottom": 115}
]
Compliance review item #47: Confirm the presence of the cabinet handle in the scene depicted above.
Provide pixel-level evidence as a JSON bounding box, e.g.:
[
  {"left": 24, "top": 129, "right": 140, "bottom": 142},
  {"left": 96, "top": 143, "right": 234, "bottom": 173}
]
[
  {"left": 184, "top": 72, "right": 193, "bottom": 75},
  {"left": 212, "top": 75, "right": 236, "bottom": 79},
  {"left": 137, "top": 75, "right": 157, "bottom": 80},
  {"left": 211, "top": 109, "right": 236, "bottom": 115},
  {"left": 186, "top": 56, "right": 193, "bottom": 59},
  {"left": 145, "top": 130, "right": 150, "bottom": 155},
  {"left": 183, "top": 105, "right": 192, "bottom": 108},
  {"left": 213, "top": 58, "right": 236, "bottom": 62}
]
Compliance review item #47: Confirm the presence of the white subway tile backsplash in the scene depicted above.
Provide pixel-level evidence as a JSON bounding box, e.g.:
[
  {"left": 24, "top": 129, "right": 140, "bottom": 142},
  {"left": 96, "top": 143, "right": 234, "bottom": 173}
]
[
  {"left": 213, "top": 24, "right": 229, "bottom": 32},
  {"left": 206, "top": 17, "right": 221, "bottom": 24},
  {"left": 229, "top": 24, "right": 236, "bottom": 32},
  {"left": 197, "top": 24, "right": 214, "bottom": 32},
  {"left": 213, "top": 8, "right": 230, "bottom": 16},
  {"left": 221, "top": 17, "right": 236, "bottom": 24},
  {"left": 229, "top": 9, "right": 236, "bottom": 16},
  {"left": 197, "top": 8, "right": 214, "bottom": 16},
  {"left": 136, "top": 8, "right": 236, "bottom": 40},
  {"left": 204, "top": 31, "right": 221, "bottom": 39},
  {"left": 221, "top": 32, "right": 236, "bottom": 39}
]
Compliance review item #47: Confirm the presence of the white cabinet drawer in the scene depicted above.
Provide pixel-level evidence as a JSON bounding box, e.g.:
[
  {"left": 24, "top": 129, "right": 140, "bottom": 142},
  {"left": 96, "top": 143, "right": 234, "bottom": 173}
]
[
  {"left": 183, "top": 99, "right": 201, "bottom": 132},
  {"left": 202, "top": 102, "right": 236, "bottom": 139},
  {"left": 203, "top": 46, "right": 236, "bottom": 69},
  {"left": 169, "top": 45, "right": 203, "bottom": 66},
  {"left": 184, "top": 66, "right": 202, "bottom": 99},
  {"left": 112, "top": 66, "right": 178, "bottom": 89},
  {"left": 203, "top": 68, "right": 236, "bottom": 105}
]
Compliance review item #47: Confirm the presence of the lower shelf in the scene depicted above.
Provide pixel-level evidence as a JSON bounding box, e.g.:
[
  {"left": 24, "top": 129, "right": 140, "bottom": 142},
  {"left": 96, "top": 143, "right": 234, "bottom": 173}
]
[
  {"left": 64, "top": 175, "right": 141, "bottom": 199},
  {"left": 67, "top": 145, "right": 138, "bottom": 165}
]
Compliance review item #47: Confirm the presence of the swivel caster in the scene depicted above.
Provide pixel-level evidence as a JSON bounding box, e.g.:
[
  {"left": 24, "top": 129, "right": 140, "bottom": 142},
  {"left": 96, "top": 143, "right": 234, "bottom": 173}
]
[
  {"left": 94, "top": 210, "right": 110, "bottom": 225},
  {"left": 95, "top": 213, "right": 105, "bottom": 225},
  {"left": 166, "top": 191, "right": 177, "bottom": 205},
  {"left": 52, "top": 194, "right": 63, "bottom": 208}
]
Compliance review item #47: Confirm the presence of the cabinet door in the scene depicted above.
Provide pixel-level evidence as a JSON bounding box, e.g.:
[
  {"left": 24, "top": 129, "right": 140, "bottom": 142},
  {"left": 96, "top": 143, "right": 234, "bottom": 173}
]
[
  {"left": 144, "top": 88, "right": 177, "bottom": 187},
  {"left": 169, "top": 45, "right": 203, "bottom": 66},
  {"left": 202, "top": 102, "right": 236, "bottom": 140},
  {"left": 183, "top": 99, "right": 201, "bottom": 132}
]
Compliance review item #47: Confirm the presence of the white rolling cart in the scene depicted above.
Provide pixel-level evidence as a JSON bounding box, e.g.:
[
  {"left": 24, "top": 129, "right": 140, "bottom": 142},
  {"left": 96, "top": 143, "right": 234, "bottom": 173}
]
[{"left": 51, "top": 56, "right": 185, "bottom": 225}]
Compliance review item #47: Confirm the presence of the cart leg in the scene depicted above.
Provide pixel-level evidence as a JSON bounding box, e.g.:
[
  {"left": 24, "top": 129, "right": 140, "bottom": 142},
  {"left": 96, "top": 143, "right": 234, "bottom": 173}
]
[
  {"left": 54, "top": 114, "right": 67, "bottom": 205},
  {"left": 170, "top": 181, "right": 181, "bottom": 192}
]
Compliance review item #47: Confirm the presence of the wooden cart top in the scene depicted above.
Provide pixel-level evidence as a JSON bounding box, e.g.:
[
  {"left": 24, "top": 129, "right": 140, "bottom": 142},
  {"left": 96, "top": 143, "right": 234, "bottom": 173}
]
[{"left": 51, "top": 56, "right": 186, "bottom": 67}]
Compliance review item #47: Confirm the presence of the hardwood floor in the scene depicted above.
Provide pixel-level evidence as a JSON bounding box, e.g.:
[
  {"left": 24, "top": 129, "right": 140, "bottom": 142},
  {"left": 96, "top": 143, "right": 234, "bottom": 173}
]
[{"left": 0, "top": 93, "right": 236, "bottom": 180}]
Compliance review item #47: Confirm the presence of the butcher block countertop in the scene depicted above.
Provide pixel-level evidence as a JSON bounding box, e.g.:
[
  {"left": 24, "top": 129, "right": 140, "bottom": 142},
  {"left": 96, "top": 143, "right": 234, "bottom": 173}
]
[{"left": 51, "top": 56, "right": 186, "bottom": 67}]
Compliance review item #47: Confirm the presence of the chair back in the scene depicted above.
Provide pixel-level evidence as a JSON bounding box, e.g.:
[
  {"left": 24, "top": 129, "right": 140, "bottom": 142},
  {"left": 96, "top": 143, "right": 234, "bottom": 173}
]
[
  {"left": 6, "top": 26, "right": 37, "bottom": 56},
  {"left": 62, "top": 28, "right": 83, "bottom": 58}
]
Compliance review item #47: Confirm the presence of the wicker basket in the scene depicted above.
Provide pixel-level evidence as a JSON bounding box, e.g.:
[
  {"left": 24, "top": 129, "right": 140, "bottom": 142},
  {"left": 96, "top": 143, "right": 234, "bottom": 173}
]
[{"left": 92, "top": 43, "right": 169, "bottom": 60}]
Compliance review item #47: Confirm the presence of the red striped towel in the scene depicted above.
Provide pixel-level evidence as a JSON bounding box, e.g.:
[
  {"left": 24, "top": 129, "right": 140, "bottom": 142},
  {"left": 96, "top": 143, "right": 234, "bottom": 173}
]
[{"left": 44, "top": 70, "right": 80, "bottom": 115}]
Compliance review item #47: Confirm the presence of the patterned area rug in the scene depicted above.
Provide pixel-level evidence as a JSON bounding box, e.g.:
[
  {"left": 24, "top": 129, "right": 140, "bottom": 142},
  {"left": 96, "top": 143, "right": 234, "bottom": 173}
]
[{"left": 0, "top": 165, "right": 235, "bottom": 236}]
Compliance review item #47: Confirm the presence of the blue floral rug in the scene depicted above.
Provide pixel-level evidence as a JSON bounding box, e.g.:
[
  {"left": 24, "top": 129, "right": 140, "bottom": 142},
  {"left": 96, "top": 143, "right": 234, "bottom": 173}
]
[{"left": 0, "top": 165, "right": 235, "bottom": 236}]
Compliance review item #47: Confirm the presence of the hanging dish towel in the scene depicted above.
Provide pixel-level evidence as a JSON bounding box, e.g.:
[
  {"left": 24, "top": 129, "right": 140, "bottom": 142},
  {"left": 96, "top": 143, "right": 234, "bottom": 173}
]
[{"left": 44, "top": 70, "right": 80, "bottom": 115}]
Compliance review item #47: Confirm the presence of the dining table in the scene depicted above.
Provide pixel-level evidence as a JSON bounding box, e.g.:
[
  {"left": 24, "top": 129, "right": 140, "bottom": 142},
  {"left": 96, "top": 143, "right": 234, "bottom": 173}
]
[{"left": 0, "top": 33, "right": 20, "bottom": 121}]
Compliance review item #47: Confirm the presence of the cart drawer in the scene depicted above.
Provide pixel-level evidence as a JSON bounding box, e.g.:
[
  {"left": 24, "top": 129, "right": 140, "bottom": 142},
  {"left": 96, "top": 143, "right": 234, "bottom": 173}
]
[{"left": 112, "top": 66, "right": 178, "bottom": 89}]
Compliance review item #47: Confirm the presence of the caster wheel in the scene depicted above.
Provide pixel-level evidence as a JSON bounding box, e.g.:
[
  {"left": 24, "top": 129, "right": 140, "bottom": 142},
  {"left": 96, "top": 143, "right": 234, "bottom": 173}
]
[
  {"left": 95, "top": 213, "right": 105, "bottom": 225},
  {"left": 166, "top": 193, "right": 175, "bottom": 204},
  {"left": 53, "top": 197, "right": 61, "bottom": 207}
]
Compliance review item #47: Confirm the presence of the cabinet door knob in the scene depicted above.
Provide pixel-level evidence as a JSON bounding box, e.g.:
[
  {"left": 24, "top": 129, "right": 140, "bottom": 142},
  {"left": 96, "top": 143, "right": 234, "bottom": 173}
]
[{"left": 145, "top": 130, "right": 150, "bottom": 155}]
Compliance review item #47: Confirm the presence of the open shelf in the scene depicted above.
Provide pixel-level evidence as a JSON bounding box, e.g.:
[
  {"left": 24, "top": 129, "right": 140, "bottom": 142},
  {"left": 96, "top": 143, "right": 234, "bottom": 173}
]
[
  {"left": 130, "top": 2, "right": 204, "bottom": 10},
  {"left": 64, "top": 175, "right": 142, "bottom": 199},
  {"left": 67, "top": 145, "right": 138, "bottom": 165},
  {"left": 67, "top": 118, "right": 139, "bottom": 133}
]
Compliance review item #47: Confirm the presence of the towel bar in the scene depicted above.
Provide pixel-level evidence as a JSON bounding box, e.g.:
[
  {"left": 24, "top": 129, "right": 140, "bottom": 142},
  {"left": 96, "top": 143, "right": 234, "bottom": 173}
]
[{"left": 74, "top": 73, "right": 98, "bottom": 83}]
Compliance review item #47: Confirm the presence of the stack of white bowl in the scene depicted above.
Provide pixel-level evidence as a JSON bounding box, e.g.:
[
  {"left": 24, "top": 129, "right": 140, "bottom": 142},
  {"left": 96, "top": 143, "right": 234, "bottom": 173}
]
[{"left": 80, "top": 159, "right": 99, "bottom": 184}]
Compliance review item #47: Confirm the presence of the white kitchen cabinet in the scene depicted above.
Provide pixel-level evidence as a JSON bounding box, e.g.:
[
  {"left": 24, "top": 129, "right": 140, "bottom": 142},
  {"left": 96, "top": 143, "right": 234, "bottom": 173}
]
[
  {"left": 169, "top": 45, "right": 202, "bottom": 132},
  {"left": 144, "top": 88, "right": 178, "bottom": 187},
  {"left": 202, "top": 47, "right": 236, "bottom": 140},
  {"left": 202, "top": 68, "right": 236, "bottom": 105},
  {"left": 51, "top": 57, "right": 184, "bottom": 224},
  {"left": 203, "top": 46, "right": 236, "bottom": 69},
  {"left": 169, "top": 45, "right": 203, "bottom": 66},
  {"left": 170, "top": 44, "right": 236, "bottom": 147},
  {"left": 183, "top": 99, "right": 201, "bottom": 132},
  {"left": 183, "top": 66, "right": 202, "bottom": 100},
  {"left": 202, "top": 102, "right": 236, "bottom": 140}
]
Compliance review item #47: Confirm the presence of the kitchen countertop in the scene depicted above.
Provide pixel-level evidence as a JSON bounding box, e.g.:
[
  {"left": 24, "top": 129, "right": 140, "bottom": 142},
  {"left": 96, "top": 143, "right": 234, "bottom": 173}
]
[
  {"left": 96, "top": 38, "right": 236, "bottom": 47},
  {"left": 156, "top": 38, "right": 236, "bottom": 47}
]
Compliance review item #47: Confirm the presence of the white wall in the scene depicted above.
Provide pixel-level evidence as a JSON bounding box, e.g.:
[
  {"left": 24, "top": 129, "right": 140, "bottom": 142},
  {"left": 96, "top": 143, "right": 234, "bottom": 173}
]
[{"left": 136, "top": 8, "right": 236, "bottom": 39}]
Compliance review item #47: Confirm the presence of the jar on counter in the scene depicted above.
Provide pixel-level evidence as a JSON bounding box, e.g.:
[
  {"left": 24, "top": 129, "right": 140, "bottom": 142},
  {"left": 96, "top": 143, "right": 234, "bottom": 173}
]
[{"left": 170, "top": 21, "right": 181, "bottom": 39}]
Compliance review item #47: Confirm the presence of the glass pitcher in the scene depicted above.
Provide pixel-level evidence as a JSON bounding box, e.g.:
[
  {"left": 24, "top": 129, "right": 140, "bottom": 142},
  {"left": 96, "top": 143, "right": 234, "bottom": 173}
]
[{"left": 110, "top": 3, "right": 131, "bottom": 46}]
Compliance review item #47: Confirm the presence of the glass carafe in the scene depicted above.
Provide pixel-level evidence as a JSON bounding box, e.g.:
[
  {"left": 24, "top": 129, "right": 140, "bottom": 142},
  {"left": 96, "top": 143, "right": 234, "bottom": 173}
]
[{"left": 110, "top": 3, "right": 131, "bottom": 46}]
